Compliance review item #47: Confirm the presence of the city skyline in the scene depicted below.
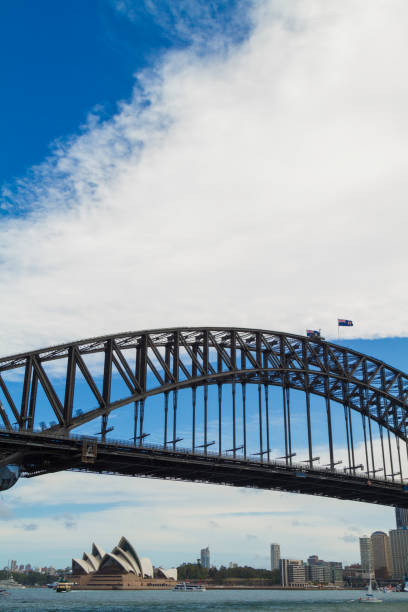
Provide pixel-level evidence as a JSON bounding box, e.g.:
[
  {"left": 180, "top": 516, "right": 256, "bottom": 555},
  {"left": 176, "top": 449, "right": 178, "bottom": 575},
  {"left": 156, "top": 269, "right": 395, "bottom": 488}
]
[{"left": 0, "top": 462, "right": 404, "bottom": 569}]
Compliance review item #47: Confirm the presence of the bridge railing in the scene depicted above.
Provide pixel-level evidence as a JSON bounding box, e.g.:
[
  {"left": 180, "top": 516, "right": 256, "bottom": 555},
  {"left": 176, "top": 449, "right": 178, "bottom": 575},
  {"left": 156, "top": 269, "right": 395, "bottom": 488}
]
[{"left": 2, "top": 426, "right": 405, "bottom": 488}]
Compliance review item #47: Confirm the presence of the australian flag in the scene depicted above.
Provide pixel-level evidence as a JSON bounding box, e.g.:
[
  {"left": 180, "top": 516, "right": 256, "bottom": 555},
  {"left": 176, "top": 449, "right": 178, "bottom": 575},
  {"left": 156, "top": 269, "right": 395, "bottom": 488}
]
[
  {"left": 338, "top": 319, "right": 353, "bottom": 327},
  {"left": 306, "top": 330, "right": 320, "bottom": 337}
]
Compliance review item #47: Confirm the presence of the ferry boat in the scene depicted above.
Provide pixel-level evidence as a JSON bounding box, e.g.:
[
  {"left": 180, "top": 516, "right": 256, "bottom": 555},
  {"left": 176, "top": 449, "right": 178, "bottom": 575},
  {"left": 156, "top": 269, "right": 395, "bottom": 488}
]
[
  {"left": 173, "top": 582, "right": 206, "bottom": 592},
  {"left": 55, "top": 581, "right": 72, "bottom": 593}
]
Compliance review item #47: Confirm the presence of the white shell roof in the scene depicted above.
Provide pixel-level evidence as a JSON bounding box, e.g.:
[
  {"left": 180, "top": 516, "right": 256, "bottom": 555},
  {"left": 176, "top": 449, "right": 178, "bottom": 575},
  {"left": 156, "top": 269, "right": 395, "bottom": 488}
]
[
  {"left": 83, "top": 553, "right": 100, "bottom": 571},
  {"left": 72, "top": 536, "right": 156, "bottom": 578},
  {"left": 92, "top": 543, "right": 105, "bottom": 560},
  {"left": 156, "top": 567, "right": 177, "bottom": 580},
  {"left": 72, "top": 558, "right": 94, "bottom": 574},
  {"left": 140, "top": 557, "right": 153, "bottom": 578},
  {"left": 99, "top": 552, "right": 135, "bottom": 574},
  {"left": 112, "top": 545, "right": 141, "bottom": 575}
]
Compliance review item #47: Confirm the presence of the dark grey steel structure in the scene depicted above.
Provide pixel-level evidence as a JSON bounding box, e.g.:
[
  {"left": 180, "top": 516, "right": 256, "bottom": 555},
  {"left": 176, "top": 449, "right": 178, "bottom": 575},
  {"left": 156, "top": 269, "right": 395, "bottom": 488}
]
[{"left": 0, "top": 327, "right": 407, "bottom": 506}]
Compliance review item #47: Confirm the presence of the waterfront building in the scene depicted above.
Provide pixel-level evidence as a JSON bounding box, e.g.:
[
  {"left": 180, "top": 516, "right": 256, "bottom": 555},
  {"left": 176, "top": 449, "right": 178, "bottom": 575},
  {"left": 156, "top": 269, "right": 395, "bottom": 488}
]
[
  {"left": 370, "top": 531, "right": 392, "bottom": 580},
  {"left": 328, "top": 561, "right": 342, "bottom": 568},
  {"left": 71, "top": 536, "right": 177, "bottom": 590},
  {"left": 228, "top": 562, "right": 238, "bottom": 569},
  {"left": 395, "top": 507, "right": 408, "bottom": 529},
  {"left": 200, "top": 547, "right": 210, "bottom": 569},
  {"left": 330, "top": 567, "right": 344, "bottom": 584},
  {"left": 389, "top": 529, "right": 408, "bottom": 579},
  {"left": 280, "top": 559, "right": 306, "bottom": 587},
  {"left": 305, "top": 556, "right": 343, "bottom": 585},
  {"left": 359, "top": 536, "right": 374, "bottom": 578},
  {"left": 308, "top": 564, "right": 330, "bottom": 583},
  {"left": 270, "top": 543, "right": 280, "bottom": 571},
  {"left": 343, "top": 564, "right": 364, "bottom": 587}
]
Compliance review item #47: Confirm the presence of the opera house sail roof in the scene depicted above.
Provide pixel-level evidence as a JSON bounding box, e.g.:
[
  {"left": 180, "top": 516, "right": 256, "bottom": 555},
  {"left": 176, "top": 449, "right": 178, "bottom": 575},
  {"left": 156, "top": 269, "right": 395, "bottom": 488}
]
[{"left": 72, "top": 537, "right": 177, "bottom": 583}]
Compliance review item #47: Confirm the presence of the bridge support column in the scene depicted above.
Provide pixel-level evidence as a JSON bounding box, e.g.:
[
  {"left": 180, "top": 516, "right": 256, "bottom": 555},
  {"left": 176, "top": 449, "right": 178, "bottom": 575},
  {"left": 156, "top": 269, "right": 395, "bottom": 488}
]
[
  {"left": 218, "top": 384, "right": 222, "bottom": 456},
  {"left": 192, "top": 388, "right": 196, "bottom": 454},
  {"left": 258, "top": 383, "right": 263, "bottom": 462},
  {"left": 264, "top": 384, "right": 270, "bottom": 463},
  {"left": 242, "top": 383, "right": 247, "bottom": 459}
]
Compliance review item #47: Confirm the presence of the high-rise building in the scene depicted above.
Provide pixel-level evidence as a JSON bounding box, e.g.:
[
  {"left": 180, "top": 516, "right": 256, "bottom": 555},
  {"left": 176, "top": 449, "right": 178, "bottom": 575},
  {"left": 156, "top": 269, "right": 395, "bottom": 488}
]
[
  {"left": 371, "top": 531, "right": 392, "bottom": 580},
  {"left": 200, "top": 547, "right": 210, "bottom": 569},
  {"left": 395, "top": 507, "right": 408, "bottom": 529},
  {"left": 389, "top": 529, "right": 408, "bottom": 579},
  {"left": 359, "top": 536, "right": 374, "bottom": 577},
  {"left": 270, "top": 543, "right": 280, "bottom": 571},
  {"left": 10, "top": 560, "right": 17, "bottom": 572},
  {"left": 280, "top": 559, "right": 306, "bottom": 587}
]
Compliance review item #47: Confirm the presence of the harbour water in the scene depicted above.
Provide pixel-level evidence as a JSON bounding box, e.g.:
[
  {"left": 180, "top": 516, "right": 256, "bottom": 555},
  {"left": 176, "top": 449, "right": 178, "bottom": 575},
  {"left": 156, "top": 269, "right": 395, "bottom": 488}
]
[{"left": 0, "top": 589, "right": 408, "bottom": 612}]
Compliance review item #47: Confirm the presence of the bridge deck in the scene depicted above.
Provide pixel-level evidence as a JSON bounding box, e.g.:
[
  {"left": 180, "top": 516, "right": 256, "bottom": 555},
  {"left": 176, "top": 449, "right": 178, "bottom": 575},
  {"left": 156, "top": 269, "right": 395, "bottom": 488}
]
[{"left": 1, "top": 429, "right": 407, "bottom": 508}]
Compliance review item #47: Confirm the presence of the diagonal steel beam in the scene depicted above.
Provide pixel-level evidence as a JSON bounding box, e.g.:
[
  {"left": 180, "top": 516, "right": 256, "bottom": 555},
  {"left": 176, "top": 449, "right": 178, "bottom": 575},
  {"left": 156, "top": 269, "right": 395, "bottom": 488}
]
[{"left": 32, "top": 356, "right": 64, "bottom": 425}]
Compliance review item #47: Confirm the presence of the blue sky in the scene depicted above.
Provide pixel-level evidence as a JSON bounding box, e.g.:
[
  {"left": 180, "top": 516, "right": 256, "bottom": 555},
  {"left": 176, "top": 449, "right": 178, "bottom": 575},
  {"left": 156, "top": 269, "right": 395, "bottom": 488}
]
[
  {"left": 1, "top": 0, "right": 408, "bottom": 570},
  {"left": 0, "top": 0, "right": 251, "bottom": 204}
]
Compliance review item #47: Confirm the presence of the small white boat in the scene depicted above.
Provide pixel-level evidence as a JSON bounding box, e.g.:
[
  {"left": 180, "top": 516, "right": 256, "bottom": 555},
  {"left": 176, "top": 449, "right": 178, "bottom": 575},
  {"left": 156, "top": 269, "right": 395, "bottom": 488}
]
[
  {"left": 359, "top": 579, "right": 382, "bottom": 603},
  {"left": 173, "top": 582, "right": 206, "bottom": 591}
]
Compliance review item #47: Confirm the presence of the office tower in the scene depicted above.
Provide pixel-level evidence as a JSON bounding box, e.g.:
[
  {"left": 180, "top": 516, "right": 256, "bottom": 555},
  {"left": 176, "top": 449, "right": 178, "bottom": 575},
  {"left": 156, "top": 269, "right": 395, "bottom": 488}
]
[
  {"left": 359, "top": 536, "right": 374, "bottom": 576},
  {"left": 389, "top": 529, "right": 408, "bottom": 579},
  {"left": 200, "top": 546, "right": 210, "bottom": 569},
  {"left": 10, "top": 560, "right": 17, "bottom": 572},
  {"left": 280, "top": 559, "right": 306, "bottom": 587},
  {"left": 270, "top": 543, "right": 280, "bottom": 570},
  {"left": 371, "top": 531, "right": 392, "bottom": 579},
  {"left": 395, "top": 507, "right": 408, "bottom": 529},
  {"left": 307, "top": 555, "right": 319, "bottom": 566}
]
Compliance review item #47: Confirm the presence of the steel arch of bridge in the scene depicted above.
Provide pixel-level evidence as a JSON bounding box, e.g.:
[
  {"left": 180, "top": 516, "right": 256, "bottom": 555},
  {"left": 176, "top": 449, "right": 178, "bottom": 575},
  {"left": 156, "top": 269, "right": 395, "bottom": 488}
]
[{"left": 0, "top": 327, "right": 408, "bottom": 505}]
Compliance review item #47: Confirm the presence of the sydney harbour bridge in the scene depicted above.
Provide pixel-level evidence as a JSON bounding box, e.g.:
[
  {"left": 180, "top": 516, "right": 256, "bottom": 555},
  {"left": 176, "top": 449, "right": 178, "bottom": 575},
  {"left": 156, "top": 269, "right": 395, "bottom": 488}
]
[{"left": 0, "top": 327, "right": 407, "bottom": 508}]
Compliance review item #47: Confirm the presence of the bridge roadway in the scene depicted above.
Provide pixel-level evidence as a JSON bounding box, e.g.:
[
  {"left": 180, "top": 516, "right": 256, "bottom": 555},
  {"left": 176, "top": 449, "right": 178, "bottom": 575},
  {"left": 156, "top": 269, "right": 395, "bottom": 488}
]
[{"left": 1, "top": 429, "right": 407, "bottom": 508}]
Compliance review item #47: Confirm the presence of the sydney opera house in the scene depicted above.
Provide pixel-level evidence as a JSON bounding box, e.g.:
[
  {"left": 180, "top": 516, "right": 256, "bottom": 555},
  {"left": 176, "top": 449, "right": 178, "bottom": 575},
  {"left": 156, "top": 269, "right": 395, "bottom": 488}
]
[{"left": 71, "top": 537, "right": 177, "bottom": 589}]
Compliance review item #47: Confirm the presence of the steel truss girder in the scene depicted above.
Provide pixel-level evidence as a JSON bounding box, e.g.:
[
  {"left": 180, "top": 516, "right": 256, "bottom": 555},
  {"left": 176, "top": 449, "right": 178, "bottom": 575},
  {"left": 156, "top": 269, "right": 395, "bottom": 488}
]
[{"left": 0, "top": 327, "right": 406, "bottom": 441}]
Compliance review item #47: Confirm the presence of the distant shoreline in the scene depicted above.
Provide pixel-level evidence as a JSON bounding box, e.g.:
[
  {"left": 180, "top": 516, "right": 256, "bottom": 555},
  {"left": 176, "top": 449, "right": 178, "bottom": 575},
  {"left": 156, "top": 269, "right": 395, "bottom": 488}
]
[
  {"left": 205, "top": 586, "right": 357, "bottom": 591},
  {"left": 69, "top": 585, "right": 362, "bottom": 591}
]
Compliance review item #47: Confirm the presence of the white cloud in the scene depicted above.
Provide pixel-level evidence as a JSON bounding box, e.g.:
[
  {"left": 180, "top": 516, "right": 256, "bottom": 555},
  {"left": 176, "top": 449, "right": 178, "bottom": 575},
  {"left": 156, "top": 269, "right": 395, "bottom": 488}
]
[{"left": 1, "top": 1, "right": 408, "bottom": 356}]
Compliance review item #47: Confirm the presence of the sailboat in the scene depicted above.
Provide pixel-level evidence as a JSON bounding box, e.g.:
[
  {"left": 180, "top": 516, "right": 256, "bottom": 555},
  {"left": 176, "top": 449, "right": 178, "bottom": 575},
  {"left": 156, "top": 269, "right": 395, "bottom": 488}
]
[{"left": 359, "top": 577, "right": 382, "bottom": 604}]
